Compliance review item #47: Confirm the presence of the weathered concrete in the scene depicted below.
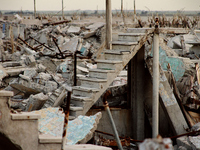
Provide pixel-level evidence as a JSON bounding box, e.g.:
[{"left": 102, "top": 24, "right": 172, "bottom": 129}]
[
  {"left": 128, "top": 45, "right": 145, "bottom": 140},
  {"left": 87, "top": 109, "right": 132, "bottom": 139},
  {"left": 25, "top": 93, "right": 48, "bottom": 111},
  {"left": 0, "top": 91, "right": 39, "bottom": 150},
  {"left": 176, "top": 136, "right": 192, "bottom": 150},
  {"left": 146, "top": 58, "right": 188, "bottom": 135}
]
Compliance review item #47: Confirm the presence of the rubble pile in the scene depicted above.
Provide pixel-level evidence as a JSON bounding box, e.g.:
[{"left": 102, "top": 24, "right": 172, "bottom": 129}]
[{"left": 0, "top": 16, "right": 106, "bottom": 112}]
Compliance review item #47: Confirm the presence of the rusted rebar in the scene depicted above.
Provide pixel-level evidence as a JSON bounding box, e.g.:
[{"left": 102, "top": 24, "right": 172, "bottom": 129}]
[
  {"left": 61, "top": 91, "right": 71, "bottom": 150},
  {"left": 18, "top": 36, "right": 35, "bottom": 50},
  {"left": 52, "top": 37, "right": 64, "bottom": 59},
  {"left": 29, "top": 36, "right": 54, "bottom": 51}
]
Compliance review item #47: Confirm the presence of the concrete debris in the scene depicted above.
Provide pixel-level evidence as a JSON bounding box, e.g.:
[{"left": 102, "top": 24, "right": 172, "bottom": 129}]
[
  {"left": 25, "top": 92, "right": 48, "bottom": 111},
  {"left": 139, "top": 136, "right": 173, "bottom": 150},
  {"left": 32, "top": 107, "right": 102, "bottom": 145},
  {"left": 1, "top": 10, "right": 200, "bottom": 150},
  {"left": 176, "top": 135, "right": 200, "bottom": 150}
]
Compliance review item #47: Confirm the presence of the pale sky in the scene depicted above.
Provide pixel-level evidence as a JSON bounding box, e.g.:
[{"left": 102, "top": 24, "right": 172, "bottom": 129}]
[{"left": 0, "top": 0, "right": 200, "bottom": 11}]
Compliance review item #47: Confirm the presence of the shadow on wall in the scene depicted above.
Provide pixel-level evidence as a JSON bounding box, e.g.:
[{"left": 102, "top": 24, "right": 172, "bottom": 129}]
[{"left": 0, "top": 132, "right": 22, "bottom": 150}]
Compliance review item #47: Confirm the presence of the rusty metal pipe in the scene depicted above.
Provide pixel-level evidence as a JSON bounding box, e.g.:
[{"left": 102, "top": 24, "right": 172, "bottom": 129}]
[
  {"left": 103, "top": 91, "right": 123, "bottom": 150},
  {"left": 61, "top": 91, "right": 71, "bottom": 150}
]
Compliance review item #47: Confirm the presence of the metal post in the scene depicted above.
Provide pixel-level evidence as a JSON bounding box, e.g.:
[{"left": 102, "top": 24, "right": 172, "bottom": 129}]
[
  {"left": 61, "top": 91, "right": 71, "bottom": 150},
  {"left": 152, "top": 18, "right": 159, "bottom": 138},
  {"left": 133, "top": 0, "right": 136, "bottom": 22},
  {"left": 62, "top": 0, "right": 64, "bottom": 19},
  {"left": 34, "top": 0, "right": 36, "bottom": 18},
  {"left": 103, "top": 91, "right": 123, "bottom": 150},
  {"left": 74, "top": 52, "right": 77, "bottom": 86},
  {"left": 106, "top": 0, "right": 112, "bottom": 49}
]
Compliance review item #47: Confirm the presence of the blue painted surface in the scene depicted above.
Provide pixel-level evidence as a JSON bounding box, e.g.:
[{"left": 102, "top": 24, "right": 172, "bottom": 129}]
[
  {"left": 151, "top": 46, "right": 185, "bottom": 81},
  {"left": 33, "top": 107, "right": 100, "bottom": 145},
  {"left": 2, "top": 24, "right": 5, "bottom": 32}
]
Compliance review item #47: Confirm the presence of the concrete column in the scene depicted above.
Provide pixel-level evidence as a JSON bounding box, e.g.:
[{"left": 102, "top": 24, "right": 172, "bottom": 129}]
[
  {"left": 152, "top": 32, "right": 159, "bottom": 138},
  {"left": 128, "top": 45, "right": 145, "bottom": 140},
  {"left": 106, "top": 0, "right": 112, "bottom": 49}
]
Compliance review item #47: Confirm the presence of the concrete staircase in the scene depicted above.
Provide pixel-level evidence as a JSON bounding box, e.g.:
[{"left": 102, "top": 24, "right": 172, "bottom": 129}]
[
  {"left": 0, "top": 90, "right": 112, "bottom": 150},
  {"left": 0, "top": 90, "right": 63, "bottom": 150},
  {"left": 70, "top": 28, "right": 154, "bottom": 117}
]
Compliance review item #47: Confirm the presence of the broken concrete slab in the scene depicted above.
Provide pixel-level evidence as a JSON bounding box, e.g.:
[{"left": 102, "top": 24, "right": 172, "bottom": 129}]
[
  {"left": 61, "top": 37, "right": 79, "bottom": 52},
  {"left": 25, "top": 93, "right": 48, "bottom": 111},
  {"left": 67, "top": 26, "right": 81, "bottom": 34},
  {"left": 85, "top": 22, "right": 105, "bottom": 31},
  {"left": 0, "top": 64, "right": 8, "bottom": 80},
  {"left": 53, "top": 89, "right": 66, "bottom": 107},
  {"left": 146, "top": 58, "right": 189, "bottom": 135},
  {"left": 188, "top": 136, "right": 200, "bottom": 150},
  {"left": 32, "top": 107, "right": 102, "bottom": 145},
  {"left": 176, "top": 136, "right": 193, "bottom": 150}
]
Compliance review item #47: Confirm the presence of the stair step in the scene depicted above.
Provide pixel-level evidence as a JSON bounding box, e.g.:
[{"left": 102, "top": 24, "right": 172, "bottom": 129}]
[
  {"left": 70, "top": 106, "right": 84, "bottom": 117},
  {"left": 71, "top": 95, "right": 92, "bottom": 108},
  {"left": 95, "top": 59, "right": 123, "bottom": 70},
  {"left": 72, "top": 86, "right": 99, "bottom": 97},
  {"left": 79, "top": 77, "right": 107, "bottom": 89},
  {"left": 104, "top": 49, "right": 131, "bottom": 61},
  {"left": 11, "top": 112, "right": 41, "bottom": 120},
  {"left": 71, "top": 95, "right": 92, "bottom": 101},
  {"left": 111, "top": 41, "right": 138, "bottom": 45},
  {"left": 70, "top": 106, "right": 83, "bottom": 111},
  {"left": 118, "top": 33, "right": 145, "bottom": 42},
  {"left": 89, "top": 68, "right": 115, "bottom": 79},
  {"left": 111, "top": 41, "right": 138, "bottom": 50},
  {"left": 69, "top": 115, "right": 76, "bottom": 120},
  {"left": 39, "top": 134, "right": 62, "bottom": 144}
]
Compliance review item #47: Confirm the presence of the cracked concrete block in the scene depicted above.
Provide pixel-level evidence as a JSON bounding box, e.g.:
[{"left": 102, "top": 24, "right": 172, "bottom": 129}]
[
  {"left": 24, "top": 69, "right": 37, "bottom": 78},
  {"left": 61, "top": 37, "right": 79, "bottom": 52},
  {"left": 191, "top": 122, "right": 200, "bottom": 131},
  {"left": 178, "top": 146, "right": 187, "bottom": 150},
  {"left": 53, "top": 89, "right": 67, "bottom": 107},
  {"left": 25, "top": 93, "right": 48, "bottom": 111},
  {"left": 176, "top": 136, "right": 192, "bottom": 150},
  {"left": 10, "top": 78, "right": 43, "bottom": 94},
  {"left": 39, "top": 32, "right": 48, "bottom": 45},
  {"left": 67, "top": 26, "right": 81, "bottom": 34},
  {"left": 188, "top": 136, "right": 200, "bottom": 150},
  {"left": 24, "top": 55, "right": 36, "bottom": 67},
  {"left": 39, "top": 72, "right": 52, "bottom": 81},
  {"left": 44, "top": 81, "right": 58, "bottom": 92},
  {"left": 57, "top": 35, "right": 64, "bottom": 46},
  {"left": 36, "top": 64, "right": 46, "bottom": 72},
  {"left": 0, "top": 64, "right": 8, "bottom": 80}
]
